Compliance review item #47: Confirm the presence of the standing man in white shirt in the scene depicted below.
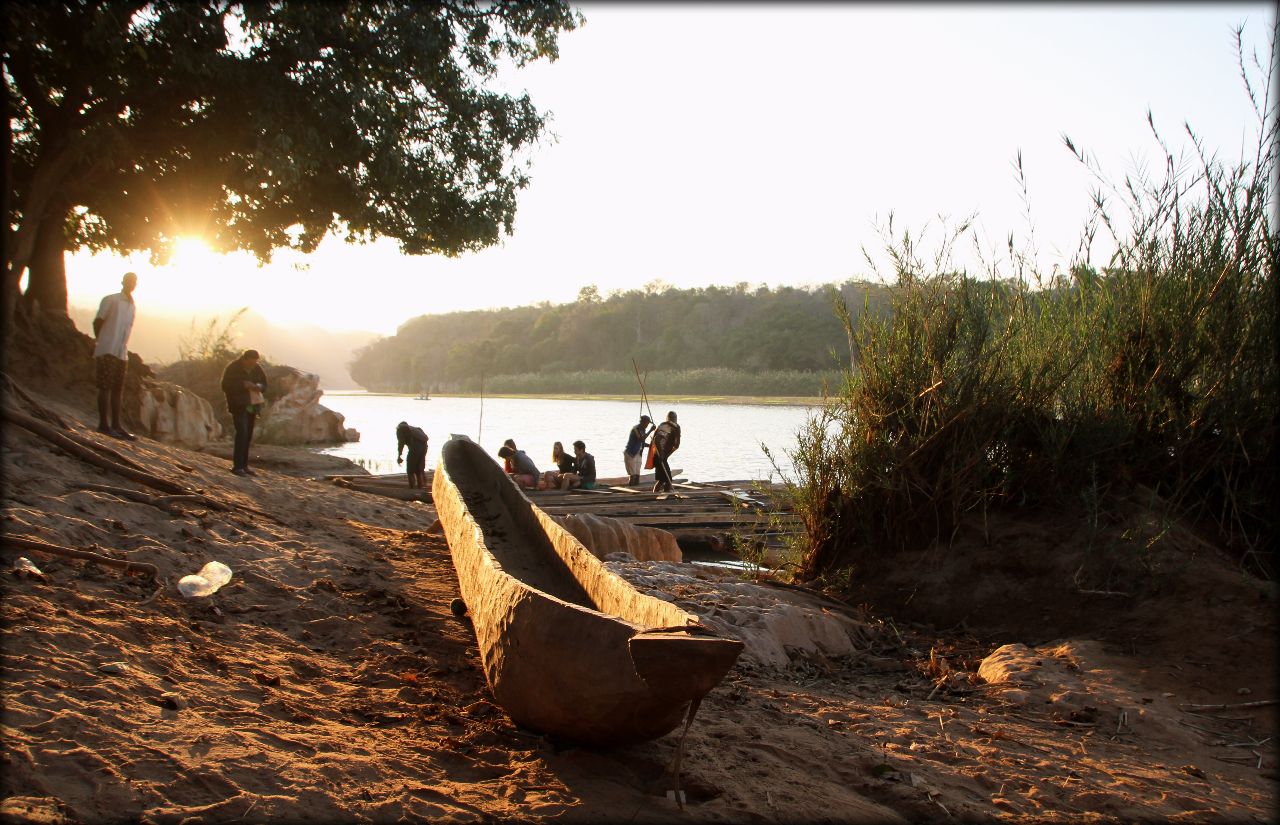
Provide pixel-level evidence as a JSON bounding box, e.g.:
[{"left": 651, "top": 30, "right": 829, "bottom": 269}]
[{"left": 92, "top": 271, "right": 138, "bottom": 440}]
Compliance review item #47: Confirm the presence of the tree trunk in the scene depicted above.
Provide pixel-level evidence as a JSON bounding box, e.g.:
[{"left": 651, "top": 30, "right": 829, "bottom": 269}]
[{"left": 24, "top": 212, "right": 69, "bottom": 316}]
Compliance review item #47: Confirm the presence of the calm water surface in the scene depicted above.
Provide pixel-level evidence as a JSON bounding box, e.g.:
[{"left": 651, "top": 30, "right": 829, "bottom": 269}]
[{"left": 316, "top": 393, "right": 817, "bottom": 482}]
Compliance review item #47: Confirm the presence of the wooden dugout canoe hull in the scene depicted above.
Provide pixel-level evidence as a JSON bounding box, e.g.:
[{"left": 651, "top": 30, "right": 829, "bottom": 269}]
[{"left": 433, "top": 438, "right": 742, "bottom": 746}]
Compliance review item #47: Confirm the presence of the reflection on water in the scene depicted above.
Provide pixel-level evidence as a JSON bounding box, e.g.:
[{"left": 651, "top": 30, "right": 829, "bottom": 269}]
[{"left": 316, "top": 393, "right": 817, "bottom": 481}]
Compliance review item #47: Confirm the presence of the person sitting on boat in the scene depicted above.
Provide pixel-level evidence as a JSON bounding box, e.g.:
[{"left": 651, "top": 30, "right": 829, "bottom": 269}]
[
  {"left": 652, "top": 411, "right": 681, "bottom": 493},
  {"left": 573, "top": 440, "right": 598, "bottom": 490},
  {"left": 497, "top": 444, "right": 540, "bottom": 489},
  {"left": 623, "top": 414, "right": 653, "bottom": 486},
  {"left": 395, "top": 421, "right": 429, "bottom": 489},
  {"left": 501, "top": 438, "right": 517, "bottom": 474},
  {"left": 542, "top": 441, "right": 580, "bottom": 490}
]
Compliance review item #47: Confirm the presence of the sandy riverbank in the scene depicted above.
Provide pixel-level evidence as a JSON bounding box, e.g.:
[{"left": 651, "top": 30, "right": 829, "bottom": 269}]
[{"left": 2, "top": 386, "right": 1276, "bottom": 823}]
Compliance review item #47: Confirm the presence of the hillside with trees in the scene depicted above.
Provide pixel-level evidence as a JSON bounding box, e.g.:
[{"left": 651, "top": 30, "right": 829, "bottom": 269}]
[{"left": 347, "top": 280, "right": 894, "bottom": 396}]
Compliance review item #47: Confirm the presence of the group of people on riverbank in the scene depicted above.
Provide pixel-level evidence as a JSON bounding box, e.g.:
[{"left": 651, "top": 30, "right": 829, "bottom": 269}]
[
  {"left": 498, "top": 439, "right": 597, "bottom": 491},
  {"left": 392, "top": 409, "right": 683, "bottom": 494},
  {"left": 93, "top": 271, "right": 686, "bottom": 489}
]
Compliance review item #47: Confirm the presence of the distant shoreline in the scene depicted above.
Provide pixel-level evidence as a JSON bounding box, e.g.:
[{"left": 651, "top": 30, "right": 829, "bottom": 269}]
[{"left": 324, "top": 391, "right": 824, "bottom": 407}]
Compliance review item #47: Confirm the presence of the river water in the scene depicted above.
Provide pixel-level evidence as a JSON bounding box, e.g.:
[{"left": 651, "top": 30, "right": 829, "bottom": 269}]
[{"left": 315, "top": 392, "right": 818, "bottom": 482}]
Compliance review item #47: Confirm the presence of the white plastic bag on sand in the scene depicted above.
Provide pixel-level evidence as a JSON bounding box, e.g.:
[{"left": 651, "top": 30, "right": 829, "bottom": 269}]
[{"left": 178, "top": 561, "right": 233, "bottom": 597}]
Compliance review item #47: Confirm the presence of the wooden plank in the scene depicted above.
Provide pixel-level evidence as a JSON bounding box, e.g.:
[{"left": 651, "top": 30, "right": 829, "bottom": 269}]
[{"left": 610, "top": 513, "right": 802, "bottom": 527}]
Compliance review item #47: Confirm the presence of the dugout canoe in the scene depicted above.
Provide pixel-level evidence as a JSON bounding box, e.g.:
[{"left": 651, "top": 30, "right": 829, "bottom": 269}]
[{"left": 433, "top": 437, "right": 743, "bottom": 745}]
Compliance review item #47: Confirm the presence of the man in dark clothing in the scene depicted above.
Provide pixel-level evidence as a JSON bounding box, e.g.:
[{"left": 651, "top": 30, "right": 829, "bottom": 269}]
[
  {"left": 396, "top": 421, "right": 430, "bottom": 488},
  {"left": 572, "top": 440, "right": 597, "bottom": 490},
  {"left": 221, "top": 349, "right": 268, "bottom": 476},
  {"left": 651, "top": 410, "right": 681, "bottom": 493},
  {"left": 622, "top": 414, "right": 653, "bottom": 485}
]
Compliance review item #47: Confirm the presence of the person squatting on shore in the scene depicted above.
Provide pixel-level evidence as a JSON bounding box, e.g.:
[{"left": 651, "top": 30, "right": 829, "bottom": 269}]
[
  {"left": 497, "top": 443, "right": 540, "bottom": 489},
  {"left": 652, "top": 410, "right": 681, "bottom": 493},
  {"left": 221, "top": 349, "right": 268, "bottom": 476},
  {"left": 396, "top": 421, "right": 430, "bottom": 488},
  {"left": 92, "top": 271, "right": 138, "bottom": 440},
  {"left": 622, "top": 414, "right": 653, "bottom": 486}
]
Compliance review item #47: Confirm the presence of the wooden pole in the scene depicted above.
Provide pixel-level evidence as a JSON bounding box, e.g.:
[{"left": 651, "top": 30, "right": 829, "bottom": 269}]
[
  {"left": 477, "top": 369, "right": 485, "bottom": 443},
  {"left": 631, "top": 358, "right": 656, "bottom": 423}
]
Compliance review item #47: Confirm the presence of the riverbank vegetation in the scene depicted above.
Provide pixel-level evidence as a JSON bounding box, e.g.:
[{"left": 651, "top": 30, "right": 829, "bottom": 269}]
[
  {"left": 347, "top": 281, "right": 892, "bottom": 395},
  {"left": 786, "top": 27, "right": 1277, "bottom": 588}
]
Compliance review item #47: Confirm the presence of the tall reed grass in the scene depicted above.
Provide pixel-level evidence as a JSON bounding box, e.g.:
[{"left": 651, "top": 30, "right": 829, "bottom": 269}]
[{"left": 786, "top": 25, "right": 1277, "bottom": 585}]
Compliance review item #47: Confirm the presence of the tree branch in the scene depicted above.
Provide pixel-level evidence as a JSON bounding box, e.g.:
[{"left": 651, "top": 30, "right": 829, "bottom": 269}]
[
  {"left": 1, "top": 405, "right": 189, "bottom": 495},
  {"left": 3, "top": 534, "right": 159, "bottom": 578}
]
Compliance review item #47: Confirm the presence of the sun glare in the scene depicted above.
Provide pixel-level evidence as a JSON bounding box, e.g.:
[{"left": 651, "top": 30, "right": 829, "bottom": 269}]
[{"left": 172, "top": 236, "right": 214, "bottom": 266}]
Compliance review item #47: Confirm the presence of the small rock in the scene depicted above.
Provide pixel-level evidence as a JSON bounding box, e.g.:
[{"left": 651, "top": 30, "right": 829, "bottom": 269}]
[
  {"left": 1002, "top": 689, "right": 1031, "bottom": 705},
  {"left": 98, "top": 662, "right": 130, "bottom": 674},
  {"left": 1237, "top": 687, "right": 1252, "bottom": 696},
  {"left": 159, "top": 692, "right": 186, "bottom": 710}
]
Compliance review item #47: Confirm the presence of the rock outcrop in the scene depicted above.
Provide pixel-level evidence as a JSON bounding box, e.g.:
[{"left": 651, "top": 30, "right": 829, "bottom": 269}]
[
  {"left": 136, "top": 379, "right": 222, "bottom": 446},
  {"left": 5, "top": 307, "right": 218, "bottom": 446},
  {"left": 257, "top": 367, "right": 359, "bottom": 445}
]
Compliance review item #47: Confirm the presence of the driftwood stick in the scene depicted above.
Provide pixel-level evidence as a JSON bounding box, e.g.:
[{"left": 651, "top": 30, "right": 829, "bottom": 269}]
[
  {"left": 2, "top": 406, "right": 188, "bottom": 495},
  {"left": 70, "top": 483, "right": 193, "bottom": 516},
  {"left": 1179, "top": 699, "right": 1277, "bottom": 711},
  {"left": 69, "top": 429, "right": 151, "bottom": 471},
  {"left": 153, "top": 494, "right": 213, "bottom": 508},
  {"left": 3, "top": 535, "right": 159, "bottom": 578},
  {"left": 73, "top": 482, "right": 153, "bottom": 500},
  {"left": 1075, "top": 587, "right": 1132, "bottom": 598}
]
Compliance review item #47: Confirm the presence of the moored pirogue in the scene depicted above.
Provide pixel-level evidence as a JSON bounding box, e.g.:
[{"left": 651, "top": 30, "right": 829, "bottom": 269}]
[{"left": 433, "top": 437, "right": 743, "bottom": 746}]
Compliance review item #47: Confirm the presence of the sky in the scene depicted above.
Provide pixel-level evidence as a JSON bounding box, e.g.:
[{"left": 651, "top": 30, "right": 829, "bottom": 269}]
[{"left": 65, "top": 3, "right": 1276, "bottom": 338}]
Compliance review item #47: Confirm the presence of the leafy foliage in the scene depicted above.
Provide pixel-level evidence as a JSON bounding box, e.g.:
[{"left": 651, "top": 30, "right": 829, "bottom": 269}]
[
  {"left": 176, "top": 307, "right": 248, "bottom": 363},
  {"left": 3, "top": 0, "right": 581, "bottom": 307},
  {"left": 346, "top": 281, "right": 893, "bottom": 394}
]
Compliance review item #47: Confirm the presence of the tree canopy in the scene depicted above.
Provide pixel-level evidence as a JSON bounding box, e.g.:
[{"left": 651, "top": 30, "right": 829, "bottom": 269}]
[{"left": 2, "top": 0, "right": 581, "bottom": 322}]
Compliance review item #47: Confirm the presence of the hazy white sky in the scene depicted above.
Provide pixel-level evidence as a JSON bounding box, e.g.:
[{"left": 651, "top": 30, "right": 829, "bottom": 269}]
[{"left": 66, "top": 3, "right": 1275, "bottom": 336}]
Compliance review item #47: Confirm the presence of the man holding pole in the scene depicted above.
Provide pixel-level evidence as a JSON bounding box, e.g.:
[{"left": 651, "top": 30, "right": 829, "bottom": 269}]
[
  {"left": 622, "top": 414, "right": 653, "bottom": 486},
  {"left": 651, "top": 411, "right": 681, "bottom": 493}
]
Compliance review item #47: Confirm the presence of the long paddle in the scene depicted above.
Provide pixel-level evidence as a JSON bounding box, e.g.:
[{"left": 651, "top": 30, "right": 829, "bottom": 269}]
[
  {"left": 631, "top": 359, "right": 659, "bottom": 471},
  {"left": 631, "top": 358, "right": 656, "bottom": 424}
]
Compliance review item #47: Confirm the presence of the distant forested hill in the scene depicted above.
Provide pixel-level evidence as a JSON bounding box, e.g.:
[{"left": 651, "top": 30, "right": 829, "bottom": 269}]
[{"left": 348, "top": 281, "right": 892, "bottom": 395}]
